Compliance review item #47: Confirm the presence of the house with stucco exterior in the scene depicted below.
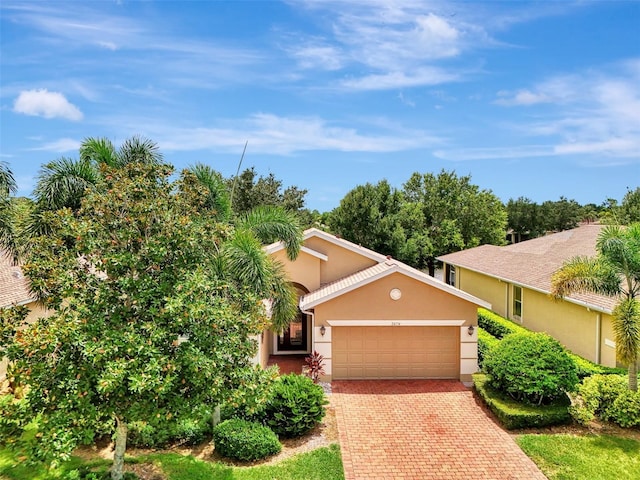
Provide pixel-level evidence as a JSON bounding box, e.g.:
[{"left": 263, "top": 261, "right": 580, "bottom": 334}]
[
  {"left": 438, "top": 225, "right": 619, "bottom": 368},
  {"left": 260, "top": 228, "right": 490, "bottom": 383}
]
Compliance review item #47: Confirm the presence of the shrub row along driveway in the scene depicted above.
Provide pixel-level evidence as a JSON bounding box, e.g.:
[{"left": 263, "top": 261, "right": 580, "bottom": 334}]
[{"left": 332, "top": 380, "right": 546, "bottom": 480}]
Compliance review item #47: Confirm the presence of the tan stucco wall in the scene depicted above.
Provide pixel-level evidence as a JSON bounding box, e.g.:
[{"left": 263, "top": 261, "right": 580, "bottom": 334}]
[
  {"left": 453, "top": 266, "right": 618, "bottom": 368},
  {"left": 304, "top": 237, "right": 378, "bottom": 285},
  {"left": 271, "top": 249, "right": 321, "bottom": 292},
  {"left": 313, "top": 273, "right": 478, "bottom": 327},
  {"left": 523, "top": 289, "right": 600, "bottom": 363},
  {"left": 457, "top": 267, "right": 508, "bottom": 317}
]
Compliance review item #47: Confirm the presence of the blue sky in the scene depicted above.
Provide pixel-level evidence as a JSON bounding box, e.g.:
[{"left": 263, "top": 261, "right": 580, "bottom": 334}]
[{"left": 1, "top": 1, "right": 639, "bottom": 212}]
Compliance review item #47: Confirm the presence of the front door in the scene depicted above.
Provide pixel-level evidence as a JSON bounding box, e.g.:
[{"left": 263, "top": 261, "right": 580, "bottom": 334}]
[{"left": 277, "top": 312, "right": 308, "bottom": 352}]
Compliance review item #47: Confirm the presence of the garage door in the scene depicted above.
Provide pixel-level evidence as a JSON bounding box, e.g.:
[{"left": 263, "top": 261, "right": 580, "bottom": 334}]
[{"left": 332, "top": 326, "right": 459, "bottom": 379}]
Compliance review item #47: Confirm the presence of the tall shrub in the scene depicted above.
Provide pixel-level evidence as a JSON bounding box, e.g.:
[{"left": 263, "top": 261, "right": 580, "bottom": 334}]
[
  {"left": 484, "top": 332, "right": 579, "bottom": 405},
  {"left": 263, "top": 374, "right": 327, "bottom": 438}
]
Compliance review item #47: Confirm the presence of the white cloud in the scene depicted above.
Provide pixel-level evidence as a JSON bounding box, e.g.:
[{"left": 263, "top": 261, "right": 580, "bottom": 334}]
[
  {"left": 282, "top": 2, "right": 492, "bottom": 90},
  {"left": 145, "top": 113, "right": 440, "bottom": 155},
  {"left": 433, "top": 145, "right": 556, "bottom": 161},
  {"left": 493, "top": 60, "right": 640, "bottom": 160},
  {"left": 30, "top": 138, "right": 81, "bottom": 153},
  {"left": 287, "top": 42, "right": 344, "bottom": 71},
  {"left": 13, "top": 89, "right": 83, "bottom": 121},
  {"left": 340, "top": 67, "right": 458, "bottom": 90},
  {"left": 495, "top": 89, "right": 551, "bottom": 106}
]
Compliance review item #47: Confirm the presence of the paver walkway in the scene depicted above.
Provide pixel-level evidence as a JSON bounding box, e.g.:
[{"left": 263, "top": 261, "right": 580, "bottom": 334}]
[{"left": 332, "top": 380, "right": 547, "bottom": 480}]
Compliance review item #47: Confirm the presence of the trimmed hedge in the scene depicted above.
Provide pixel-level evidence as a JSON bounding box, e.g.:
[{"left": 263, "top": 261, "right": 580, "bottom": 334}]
[
  {"left": 478, "top": 308, "right": 626, "bottom": 378},
  {"left": 477, "top": 328, "right": 500, "bottom": 368},
  {"left": 213, "top": 419, "right": 281, "bottom": 461},
  {"left": 473, "top": 373, "right": 571, "bottom": 430},
  {"left": 567, "top": 353, "right": 627, "bottom": 379},
  {"left": 477, "top": 308, "right": 526, "bottom": 339}
]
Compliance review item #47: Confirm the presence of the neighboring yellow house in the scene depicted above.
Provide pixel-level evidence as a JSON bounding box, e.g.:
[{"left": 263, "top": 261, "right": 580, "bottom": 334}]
[
  {"left": 0, "top": 253, "right": 50, "bottom": 381},
  {"left": 262, "top": 228, "right": 490, "bottom": 384},
  {"left": 438, "top": 225, "right": 619, "bottom": 368}
]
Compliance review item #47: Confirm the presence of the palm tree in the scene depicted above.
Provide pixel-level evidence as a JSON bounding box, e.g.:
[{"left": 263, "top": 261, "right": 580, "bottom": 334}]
[
  {"left": 25, "top": 136, "right": 162, "bottom": 241},
  {"left": 224, "top": 205, "right": 302, "bottom": 331},
  {"left": 0, "top": 161, "right": 18, "bottom": 263},
  {"left": 179, "top": 167, "right": 302, "bottom": 331},
  {"left": 34, "top": 136, "right": 162, "bottom": 211},
  {"left": 551, "top": 224, "right": 640, "bottom": 391}
]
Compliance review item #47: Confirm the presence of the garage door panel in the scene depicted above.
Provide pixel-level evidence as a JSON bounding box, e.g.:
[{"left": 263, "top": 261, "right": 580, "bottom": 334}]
[{"left": 333, "top": 326, "right": 459, "bottom": 380}]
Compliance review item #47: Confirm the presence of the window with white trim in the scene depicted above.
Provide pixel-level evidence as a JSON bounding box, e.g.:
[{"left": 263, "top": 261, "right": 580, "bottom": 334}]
[
  {"left": 513, "top": 285, "right": 522, "bottom": 319},
  {"left": 445, "top": 265, "right": 456, "bottom": 287}
]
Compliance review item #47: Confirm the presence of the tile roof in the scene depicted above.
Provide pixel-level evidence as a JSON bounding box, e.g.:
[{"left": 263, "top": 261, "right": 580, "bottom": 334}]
[
  {"left": 300, "top": 259, "right": 491, "bottom": 310},
  {"left": 0, "top": 253, "right": 35, "bottom": 308},
  {"left": 264, "top": 228, "right": 388, "bottom": 263},
  {"left": 438, "top": 225, "right": 617, "bottom": 313}
]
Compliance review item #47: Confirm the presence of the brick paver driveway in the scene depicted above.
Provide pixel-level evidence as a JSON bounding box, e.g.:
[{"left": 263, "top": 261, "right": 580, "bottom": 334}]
[{"left": 332, "top": 380, "right": 546, "bottom": 480}]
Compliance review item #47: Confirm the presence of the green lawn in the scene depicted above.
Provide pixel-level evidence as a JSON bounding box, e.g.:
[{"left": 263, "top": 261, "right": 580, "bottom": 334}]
[
  {"left": 517, "top": 434, "right": 640, "bottom": 480},
  {"left": 0, "top": 444, "right": 344, "bottom": 480}
]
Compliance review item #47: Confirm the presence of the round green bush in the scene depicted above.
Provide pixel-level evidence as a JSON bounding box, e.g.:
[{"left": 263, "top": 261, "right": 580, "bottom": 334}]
[
  {"left": 263, "top": 373, "right": 327, "bottom": 438},
  {"left": 483, "top": 332, "right": 579, "bottom": 405},
  {"left": 569, "top": 374, "right": 640, "bottom": 427},
  {"left": 213, "top": 418, "right": 281, "bottom": 461},
  {"left": 611, "top": 389, "right": 640, "bottom": 427}
]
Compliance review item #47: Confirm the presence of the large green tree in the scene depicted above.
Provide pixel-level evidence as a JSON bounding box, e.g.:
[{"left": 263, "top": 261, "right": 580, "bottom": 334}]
[
  {"left": 329, "top": 171, "right": 507, "bottom": 275},
  {"left": 541, "top": 197, "right": 581, "bottom": 232},
  {"left": 621, "top": 187, "right": 640, "bottom": 224},
  {"left": 402, "top": 170, "right": 507, "bottom": 275},
  {"left": 1, "top": 161, "right": 301, "bottom": 479},
  {"left": 227, "top": 167, "right": 307, "bottom": 216},
  {"left": 328, "top": 180, "right": 407, "bottom": 258},
  {"left": 506, "top": 197, "right": 544, "bottom": 241},
  {"left": 551, "top": 224, "right": 640, "bottom": 391}
]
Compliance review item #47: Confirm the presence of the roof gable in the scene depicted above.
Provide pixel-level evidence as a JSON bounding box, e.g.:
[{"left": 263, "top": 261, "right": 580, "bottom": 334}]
[
  {"left": 264, "top": 243, "right": 328, "bottom": 261},
  {"left": 300, "top": 259, "right": 491, "bottom": 310},
  {"left": 264, "top": 228, "right": 387, "bottom": 264}
]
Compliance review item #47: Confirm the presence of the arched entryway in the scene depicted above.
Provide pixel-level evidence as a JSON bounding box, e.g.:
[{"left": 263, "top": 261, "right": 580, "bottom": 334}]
[{"left": 274, "top": 283, "right": 310, "bottom": 354}]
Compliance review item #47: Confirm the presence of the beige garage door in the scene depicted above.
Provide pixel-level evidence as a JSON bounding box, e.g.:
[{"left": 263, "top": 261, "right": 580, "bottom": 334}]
[{"left": 333, "top": 326, "right": 459, "bottom": 379}]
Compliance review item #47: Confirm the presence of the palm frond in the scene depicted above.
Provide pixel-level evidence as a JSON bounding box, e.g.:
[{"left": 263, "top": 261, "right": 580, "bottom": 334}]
[
  {"left": 266, "top": 259, "right": 299, "bottom": 333},
  {"left": 0, "top": 194, "right": 19, "bottom": 264},
  {"left": 33, "top": 158, "right": 99, "bottom": 211},
  {"left": 118, "top": 136, "right": 163, "bottom": 165},
  {"left": 612, "top": 298, "right": 640, "bottom": 365},
  {"left": 239, "top": 206, "right": 302, "bottom": 260},
  {"left": 222, "top": 229, "right": 271, "bottom": 292},
  {"left": 0, "top": 162, "right": 17, "bottom": 196},
  {"left": 550, "top": 256, "right": 621, "bottom": 298},
  {"left": 79, "top": 137, "right": 117, "bottom": 167},
  {"left": 188, "top": 163, "right": 231, "bottom": 220}
]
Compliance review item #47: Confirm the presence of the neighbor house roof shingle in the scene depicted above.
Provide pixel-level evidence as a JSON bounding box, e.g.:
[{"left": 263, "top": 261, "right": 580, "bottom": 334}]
[
  {"left": 438, "top": 225, "right": 617, "bottom": 314},
  {"left": 0, "top": 254, "right": 35, "bottom": 308}
]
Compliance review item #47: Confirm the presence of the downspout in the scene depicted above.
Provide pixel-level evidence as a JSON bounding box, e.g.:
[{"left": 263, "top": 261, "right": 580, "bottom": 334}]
[{"left": 596, "top": 312, "right": 602, "bottom": 364}]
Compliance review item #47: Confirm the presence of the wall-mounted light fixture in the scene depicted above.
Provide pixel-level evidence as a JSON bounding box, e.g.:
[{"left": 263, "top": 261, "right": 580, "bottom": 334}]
[
  {"left": 467, "top": 325, "right": 475, "bottom": 336},
  {"left": 320, "top": 325, "right": 326, "bottom": 336}
]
